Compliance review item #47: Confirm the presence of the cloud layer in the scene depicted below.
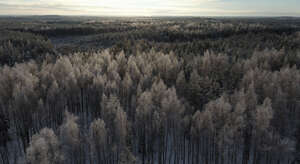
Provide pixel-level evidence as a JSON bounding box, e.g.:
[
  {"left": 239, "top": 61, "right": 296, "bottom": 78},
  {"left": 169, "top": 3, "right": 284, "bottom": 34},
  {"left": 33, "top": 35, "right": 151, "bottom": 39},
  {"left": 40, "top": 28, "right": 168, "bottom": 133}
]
[{"left": 0, "top": 0, "right": 299, "bottom": 16}]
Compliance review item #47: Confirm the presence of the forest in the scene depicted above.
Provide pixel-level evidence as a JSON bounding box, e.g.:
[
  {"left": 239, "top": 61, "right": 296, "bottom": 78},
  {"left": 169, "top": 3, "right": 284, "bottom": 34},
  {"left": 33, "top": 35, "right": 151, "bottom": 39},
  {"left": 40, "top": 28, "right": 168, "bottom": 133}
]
[{"left": 0, "top": 16, "right": 299, "bottom": 164}]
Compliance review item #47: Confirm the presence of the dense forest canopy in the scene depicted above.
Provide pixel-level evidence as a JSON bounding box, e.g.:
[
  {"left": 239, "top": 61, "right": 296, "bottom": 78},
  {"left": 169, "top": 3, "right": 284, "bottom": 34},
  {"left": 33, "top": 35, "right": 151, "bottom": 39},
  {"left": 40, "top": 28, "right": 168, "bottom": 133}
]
[{"left": 0, "top": 16, "right": 299, "bottom": 164}]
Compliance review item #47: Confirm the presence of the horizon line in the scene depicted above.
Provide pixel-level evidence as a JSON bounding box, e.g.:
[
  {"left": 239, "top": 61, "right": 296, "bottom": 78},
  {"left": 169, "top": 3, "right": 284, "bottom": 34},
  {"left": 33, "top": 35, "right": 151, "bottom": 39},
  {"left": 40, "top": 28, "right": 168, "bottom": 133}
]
[{"left": 0, "top": 14, "right": 300, "bottom": 18}]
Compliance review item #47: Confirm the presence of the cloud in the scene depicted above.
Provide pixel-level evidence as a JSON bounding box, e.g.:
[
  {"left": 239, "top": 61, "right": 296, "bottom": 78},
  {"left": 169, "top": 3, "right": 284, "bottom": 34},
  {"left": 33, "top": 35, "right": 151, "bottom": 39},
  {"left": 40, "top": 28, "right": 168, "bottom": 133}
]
[
  {"left": 0, "top": 0, "right": 213, "bottom": 15},
  {"left": 0, "top": 0, "right": 299, "bottom": 16}
]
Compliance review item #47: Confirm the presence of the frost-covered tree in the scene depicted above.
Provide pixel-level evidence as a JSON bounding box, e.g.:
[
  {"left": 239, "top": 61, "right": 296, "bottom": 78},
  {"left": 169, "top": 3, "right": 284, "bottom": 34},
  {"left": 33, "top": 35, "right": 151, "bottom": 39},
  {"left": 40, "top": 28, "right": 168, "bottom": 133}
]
[
  {"left": 135, "top": 91, "right": 154, "bottom": 163},
  {"left": 59, "top": 111, "right": 81, "bottom": 164},
  {"left": 89, "top": 118, "right": 107, "bottom": 164},
  {"left": 26, "top": 128, "right": 62, "bottom": 164},
  {"left": 254, "top": 98, "right": 273, "bottom": 134}
]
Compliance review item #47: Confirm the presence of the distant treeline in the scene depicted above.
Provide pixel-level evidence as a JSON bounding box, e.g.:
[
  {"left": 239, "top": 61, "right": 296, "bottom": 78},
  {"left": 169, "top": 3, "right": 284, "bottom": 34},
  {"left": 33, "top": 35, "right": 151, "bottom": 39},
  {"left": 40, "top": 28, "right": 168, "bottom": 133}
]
[
  {"left": 0, "top": 30, "right": 56, "bottom": 66},
  {"left": 9, "top": 26, "right": 138, "bottom": 37}
]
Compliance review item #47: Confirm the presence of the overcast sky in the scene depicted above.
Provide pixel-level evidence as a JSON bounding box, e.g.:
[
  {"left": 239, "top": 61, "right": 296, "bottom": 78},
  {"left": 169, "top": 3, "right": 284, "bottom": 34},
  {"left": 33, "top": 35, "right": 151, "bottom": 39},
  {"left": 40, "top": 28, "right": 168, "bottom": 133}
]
[{"left": 0, "top": 0, "right": 299, "bottom": 16}]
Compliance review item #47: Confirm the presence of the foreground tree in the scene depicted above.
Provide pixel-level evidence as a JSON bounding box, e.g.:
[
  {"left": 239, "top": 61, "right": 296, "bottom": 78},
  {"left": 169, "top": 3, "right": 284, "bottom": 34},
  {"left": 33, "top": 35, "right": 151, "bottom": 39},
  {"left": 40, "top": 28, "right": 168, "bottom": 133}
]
[
  {"left": 59, "top": 111, "right": 81, "bottom": 164},
  {"left": 89, "top": 119, "right": 107, "bottom": 164},
  {"left": 0, "top": 112, "right": 9, "bottom": 164},
  {"left": 26, "top": 128, "right": 62, "bottom": 164},
  {"left": 294, "top": 121, "right": 300, "bottom": 164}
]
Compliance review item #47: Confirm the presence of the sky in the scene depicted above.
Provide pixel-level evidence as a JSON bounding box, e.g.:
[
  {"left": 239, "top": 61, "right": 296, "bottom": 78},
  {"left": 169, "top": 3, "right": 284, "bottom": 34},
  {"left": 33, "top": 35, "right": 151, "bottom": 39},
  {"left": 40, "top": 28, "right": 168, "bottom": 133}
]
[{"left": 0, "top": 0, "right": 299, "bottom": 16}]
